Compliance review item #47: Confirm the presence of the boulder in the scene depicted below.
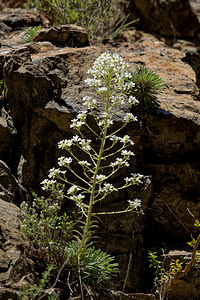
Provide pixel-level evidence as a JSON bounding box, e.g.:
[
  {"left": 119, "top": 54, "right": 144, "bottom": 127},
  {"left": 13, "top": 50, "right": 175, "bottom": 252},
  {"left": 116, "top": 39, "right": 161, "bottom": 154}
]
[
  {"left": 124, "top": 0, "right": 200, "bottom": 38},
  {"left": 34, "top": 25, "right": 89, "bottom": 48},
  {"left": 0, "top": 8, "right": 42, "bottom": 30}
]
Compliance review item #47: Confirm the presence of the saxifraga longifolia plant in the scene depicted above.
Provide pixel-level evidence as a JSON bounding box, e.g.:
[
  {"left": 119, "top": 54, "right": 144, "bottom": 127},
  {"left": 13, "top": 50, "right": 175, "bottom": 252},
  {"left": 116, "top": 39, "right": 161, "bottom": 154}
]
[
  {"left": 40, "top": 52, "right": 144, "bottom": 292},
  {"left": 128, "top": 64, "right": 165, "bottom": 110},
  {"left": 20, "top": 52, "right": 146, "bottom": 297}
]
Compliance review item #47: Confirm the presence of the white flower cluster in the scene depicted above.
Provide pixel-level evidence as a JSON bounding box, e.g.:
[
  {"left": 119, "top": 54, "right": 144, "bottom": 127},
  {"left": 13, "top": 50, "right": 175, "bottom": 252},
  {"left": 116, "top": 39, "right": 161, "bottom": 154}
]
[
  {"left": 41, "top": 178, "right": 56, "bottom": 190},
  {"left": 70, "top": 119, "right": 84, "bottom": 130},
  {"left": 125, "top": 173, "right": 143, "bottom": 185},
  {"left": 67, "top": 185, "right": 81, "bottom": 195},
  {"left": 100, "top": 183, "right": 117, "bottom": 194},
  {"left": 121, "top": 150, "right": 135, "bottom": 160},
  {"left": 58, "top": 156, "right": 72, "bottom": 167},
  {"left": 58, "top": 139, "right": 73, "bottom": 149},
  {"left": 86, "top": 52, "right": 129, "bottom": 81},
  {"left": 48, "top": 167, "right": 66, "bottom": 179},
  {"left": 95, "top": 174, "right": 106, "bottom": 183},
  {"left": 109, "top": 135, "right": 134, "bottom": 146},
  {"left": 84, "top": 52, "right": 137, "bottom": 104},
  {"left": 83, "top": 96, "right": 97, "bottom": 110},
  {"left": 70, "top": 194, "right": 85, "bottom": 208},
  {"left": 111, "top": 95, "right": 125, "bottom": 106},
  {"left": 78, "top": 161, "right": 91, "bottom": 167},
  {"left": 124, "top": 113, "right": 138, "bottom": 122},
  {"left": 111, "top": 158, "right": 130, "bottom": 168},
  {"left": 58, "top": 137, "right": 92, "bottom": 152},
  {"left": 79, "top": 138, "right": 92, "bottom": 151},
  {"left": 127, "top": 198, "right": 141, "bottom": 209},
  {"left": 98, "top": 117, "right": 113, "bottom": 128},
  {"left": 128, "top": 95, "right": 139, "bottom": 105}
]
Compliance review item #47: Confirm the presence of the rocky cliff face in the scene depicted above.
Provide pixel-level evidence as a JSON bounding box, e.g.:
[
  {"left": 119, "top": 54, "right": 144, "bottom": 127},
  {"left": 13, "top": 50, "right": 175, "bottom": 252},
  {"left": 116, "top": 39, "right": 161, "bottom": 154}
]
[{"left": 0, "top": 1, "right": 200, "bottom": 299}]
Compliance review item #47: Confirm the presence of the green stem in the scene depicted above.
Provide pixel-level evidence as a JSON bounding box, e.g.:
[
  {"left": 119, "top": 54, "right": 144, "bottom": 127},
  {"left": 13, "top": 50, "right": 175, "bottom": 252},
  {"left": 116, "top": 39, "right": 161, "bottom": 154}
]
[{"left": 80, "top": 81, "right": 111, "bottom": 249}]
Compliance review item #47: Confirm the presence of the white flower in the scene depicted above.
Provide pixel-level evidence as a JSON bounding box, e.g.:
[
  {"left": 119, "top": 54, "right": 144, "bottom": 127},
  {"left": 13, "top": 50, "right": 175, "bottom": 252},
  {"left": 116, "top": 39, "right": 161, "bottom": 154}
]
[
  {"left": 78, "top": 161, "right": 91, "bottom": 167},
  {"left": 128, "top": 95, "right": 139, "bottom": 105},
  {"left": 120, "top": 135, "right": 134, "bottom": 146},
  {"left": 70, "top": 119, "right": 84, "bottom": 130},
  {"left": 124, "top": 113, "right": 138, "bottom": 122},
  {"left": 98, "top": 117, "right": 113, "bottom": 128},
  {"left": 100, "top": 183, "right": 117, "bottom": 194},
  {"left": 67, "top": 185, "right": 81, "bottom": 195},
  {"left": 41, "top": 179, "right": 56, "bottom": 190},
  {"left": 58, "top": 139, "right": 73, "bottom": 149},
  {"left": 78, "top": 139, "right": 92, "bottom": 151},
  {"left": 96, "top": 174, "right": 106, "bottom": 182},
  {"left": 70, "top": 193, "right": 85, "bottom": 202},
  {"left": 82, "top": 96, "right": 96, "bottom": 109},
  {"left": 109, "top": 135, "right": 121, "bottom": 144},
  {"left": 123, "top": 81, "right": 135, "bottom": 90},
  {"left": 72, "top": 135, "right": 80, "bottom": 143},
  {"left": 124, "top": 173, "right": 143, "bottom": 185},
  {"left": 84, "top": 78, "right": 101, "bottom": 88},
  {"left": 127, "top": 198, "right": 141, "bottom": 209},
  {"left": 121, "top": 150, "right": 135, "bottom": 160},
  {"left": 98, "top": 87, "right": 107, "bottom": 93},
  {"left": 110, "top": 95, "right": 126, "bottom": 105},
  {"left": 58, "top": 156, "right": 72, "bottom": 167},
  {"left": 76, "top": 194, "right": 85, "bottom": 200},
  {"left": 113, "top": 158, "right": 130, "bottom": 167},
  {"left": 48, "top": 167, "right": 62, "bottom": 179},
  {"left": 77, "top": 111, "right": 87, "bottom": 121},
  {"left": 86, "top": 52, "right": 129, "bottom": 89}
]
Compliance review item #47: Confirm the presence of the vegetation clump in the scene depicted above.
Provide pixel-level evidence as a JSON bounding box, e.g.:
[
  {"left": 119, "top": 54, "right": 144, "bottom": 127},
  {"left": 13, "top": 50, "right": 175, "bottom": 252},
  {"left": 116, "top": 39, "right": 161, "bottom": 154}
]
[
  {"left": 25, "top": 0, "right": 119, "bottom": 39},
  {"left": 21, "top": 26, "right": 41, "bottom": 44},
  {"left": 128, "top": 64, "right": 165, "bottom": 109}
]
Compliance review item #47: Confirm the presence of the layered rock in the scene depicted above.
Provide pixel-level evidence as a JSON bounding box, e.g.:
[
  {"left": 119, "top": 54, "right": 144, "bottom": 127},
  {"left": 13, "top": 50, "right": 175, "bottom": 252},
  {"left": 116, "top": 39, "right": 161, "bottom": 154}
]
[
  {"left": 0, "top": 167, "right": 36, "bottom": 299},
  {"left": 123, "top": 0, "right": 200, "bottom": 38},
  {"left": 0, "top": 3, "right": 200, "bottom": 299}
]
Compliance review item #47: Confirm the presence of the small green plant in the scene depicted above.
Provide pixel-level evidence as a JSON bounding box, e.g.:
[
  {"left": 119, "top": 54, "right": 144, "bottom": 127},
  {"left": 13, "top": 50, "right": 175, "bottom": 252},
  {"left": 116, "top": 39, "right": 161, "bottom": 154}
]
[
  {"left": 65, "top": 240, "right": 118, "bottom": 290},
  {"left": 110, "top": 15, "right": 139, "bottom": 41},
  {"left": 18, "top": 264, "right": 57, "bottom": 300},
  {"left": 148, "top": 218, "right": 200, "bottom": 300},
  {"left": 21, "top": 26, "right": 41, "bottom": 44},
  {"left": 0, "top": 79, "right": 4, "bottom": 96},
  {"left": 25, "top": 0, "right": 119, "bottom": 39},
  {"left": 128, "top": 64, "right": 165, "bottom": 109},
  {"left": 20, "top": 183, "right": 73, "bottom": 265},
  {"left": 148, "top": 251, "right": 183, "bottom": 300}
]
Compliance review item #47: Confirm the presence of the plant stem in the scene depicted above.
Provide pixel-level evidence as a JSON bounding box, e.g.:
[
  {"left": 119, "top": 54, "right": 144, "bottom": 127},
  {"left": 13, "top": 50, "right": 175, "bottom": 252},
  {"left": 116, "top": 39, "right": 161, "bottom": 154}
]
[{"left": 80, "top": 83, "right": 110, "bottom": 249}]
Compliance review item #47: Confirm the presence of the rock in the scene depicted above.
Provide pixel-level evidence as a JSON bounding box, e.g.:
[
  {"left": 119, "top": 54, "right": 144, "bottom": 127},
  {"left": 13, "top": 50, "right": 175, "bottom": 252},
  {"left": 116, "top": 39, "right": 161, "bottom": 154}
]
[
  {"left": 0, "top": 22, "right": 12, "bottom": 38},
  {"left": 124, "top": 0, "right": 200, "bottom": 38},
  {"left": 0, "top": 8, "right": 42, "bottom": 30},
  {"left": 34, "top": 25, "right": 89, "bottom": 48},
  {"left": 84, "top": 292, "right": 156, "bottom": 300},
  {"left": 0, "top": 38, "right": 199, "bottom": 291},
  {"left": 0, "top": 0, "right": 26, "bottom": 10},
  {"left": 0, "top": 160, "right": 26, "bottom": 204},
  {"left": 0, "top": 198, "right": 36, "bottom": 299},
  {"left": 0, "top": 107, "right": 16, "bottom": 166}
]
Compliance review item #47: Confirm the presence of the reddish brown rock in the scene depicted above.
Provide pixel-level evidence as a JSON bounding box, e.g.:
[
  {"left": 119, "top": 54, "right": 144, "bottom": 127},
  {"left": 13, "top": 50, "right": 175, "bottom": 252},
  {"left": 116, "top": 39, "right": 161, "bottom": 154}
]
[{"left": 34, "top": 25, "right": 89, "bottom": 48}]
